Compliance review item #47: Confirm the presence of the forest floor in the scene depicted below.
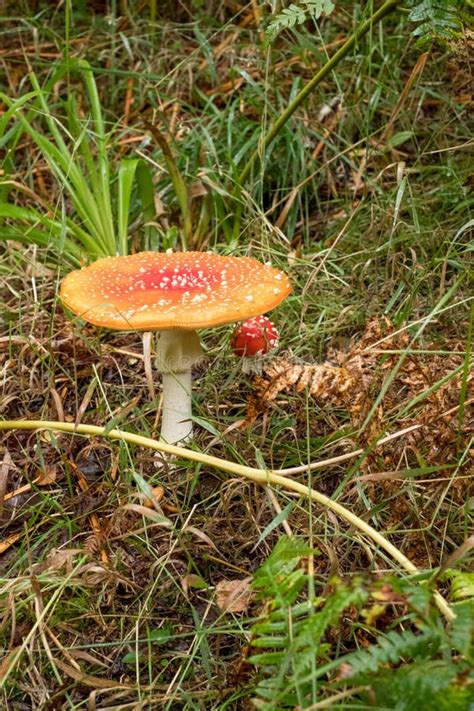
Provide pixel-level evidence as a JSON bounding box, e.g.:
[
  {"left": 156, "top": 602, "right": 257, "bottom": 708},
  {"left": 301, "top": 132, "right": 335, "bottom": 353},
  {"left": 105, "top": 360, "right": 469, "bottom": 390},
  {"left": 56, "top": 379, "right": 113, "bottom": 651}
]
[{"left": 0, "top": 2, "right": 472, "bottom": 709}]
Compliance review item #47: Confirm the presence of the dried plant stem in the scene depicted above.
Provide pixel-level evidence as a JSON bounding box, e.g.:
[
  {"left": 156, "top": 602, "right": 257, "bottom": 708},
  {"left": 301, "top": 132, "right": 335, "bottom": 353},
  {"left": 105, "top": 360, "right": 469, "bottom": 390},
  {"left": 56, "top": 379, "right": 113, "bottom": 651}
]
[
  {"left": 0, "top": 419, "right": 454, "bottom": 621},
  {"left": 142, "top": 332, "right": 156, "bottom": 402},
  {"left": 275, "top": 424, "right": 422, "bottom": 475}
]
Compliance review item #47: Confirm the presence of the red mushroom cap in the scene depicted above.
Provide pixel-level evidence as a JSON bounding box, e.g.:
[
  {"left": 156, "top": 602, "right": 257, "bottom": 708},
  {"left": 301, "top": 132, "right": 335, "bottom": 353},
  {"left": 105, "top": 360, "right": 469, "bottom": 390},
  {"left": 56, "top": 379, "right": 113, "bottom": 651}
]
[
  {"left": 231, "top": 315, "right": 279, "bottom": 357},
  {"left": 60, "top": 252, "right": 291, "bottom": 331}
]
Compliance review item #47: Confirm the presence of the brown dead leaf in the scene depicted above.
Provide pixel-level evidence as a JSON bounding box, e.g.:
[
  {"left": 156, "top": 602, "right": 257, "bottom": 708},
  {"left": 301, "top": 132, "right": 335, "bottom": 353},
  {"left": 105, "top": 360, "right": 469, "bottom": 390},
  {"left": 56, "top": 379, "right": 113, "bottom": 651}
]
[
  {"left": 190, "top": 179, "right": 208, "bottom": 199},
  {"left": 0, "top": 646, "right": 21, "bottom": 683},
  {"left": 69, "top": 649, "right": 112, "bottom": 669},
  {"left": 247, "top": 317, "right": 473, "bottom": 477},
  {"left": 36, "top": 465, "right": 58, "bottom": 485},
  {"left": 215, "top": 577, "right": 254, "bottom": 613},
  {"left": 0, "top": 449, "right": 13, "bottom": 510},
  {"left": 250, "top": 359, "right": 360, "bottom": 426},
  {"left": 122, "top": 503, "right": 172, "bottom": 525},
  {"left": 31, "top": 548, "right": 83, "bottom": 574},
  {"left": 183, "top": 525, "right": 219, "bottom": 552},
  {"left": 78, "top": 563, "right": 121, "bottom": 589}
]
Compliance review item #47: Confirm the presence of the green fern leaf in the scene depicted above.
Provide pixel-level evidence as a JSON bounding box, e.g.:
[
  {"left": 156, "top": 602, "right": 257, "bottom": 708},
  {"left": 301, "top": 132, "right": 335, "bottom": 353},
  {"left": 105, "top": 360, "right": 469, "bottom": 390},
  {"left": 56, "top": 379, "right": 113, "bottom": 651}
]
[
  {"left": 450, "top": 599, "right": 474, "bottom": 661},
  {"left": 341, "top": 627, "right": 443, "bottom": 677},
  {"left": 303, "top": 0, "right": 335, "bottom": 20},
  {"left": 445, "top": 569, "right": 474, "bottom": 600},
  {"left": 266, "top": 0, "right": 335, "bottom": 43},
  {"left": 250, "top": 570, "right": 368, "bottom": 707},
  {"left": 252, "top": 536, "right": 312, "bottom": 607},
  {"left": 249, "top": 543, "right": 473, "bottom": 709},
  {"left": 407, "top": 0, "right": 463, "bottom": 42},
  {"left": 362, "top": 660, "right": 473, "bottom": 710}
]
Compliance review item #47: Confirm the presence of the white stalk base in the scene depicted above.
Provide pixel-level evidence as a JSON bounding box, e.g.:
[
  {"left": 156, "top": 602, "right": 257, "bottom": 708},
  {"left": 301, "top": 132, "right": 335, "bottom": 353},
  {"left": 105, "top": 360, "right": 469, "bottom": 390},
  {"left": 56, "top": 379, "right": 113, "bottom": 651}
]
[
  {"left": 160, "top": 370, "right": 193, "bottom": 444},
  {"left": 156, "top": 330, "right": 203, "bottom": 444}
]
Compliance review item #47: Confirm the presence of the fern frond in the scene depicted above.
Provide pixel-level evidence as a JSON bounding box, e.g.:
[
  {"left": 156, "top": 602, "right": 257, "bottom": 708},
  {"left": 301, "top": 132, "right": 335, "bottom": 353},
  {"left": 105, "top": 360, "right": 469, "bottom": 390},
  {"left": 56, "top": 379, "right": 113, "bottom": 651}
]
[
  {"left": 358, "top": 660, "right": 473, "bottom": 710},
  {"left": 341, "top": 627, "right": 443, "bottom": 678},
  {"left": 407, "top": 0, "right": 463, "bottom": 42},
  {"left": 250, "top": 549, "right": 368, "bottom": 708},
  {"left": 248, "top": 542, "right": 472, "bottom": 709},
  {"left": 444, "top": 569, "right": 474, "bottom": 600},
  {"left": 252, "top": 536, "right": 313, "bottom": 607},
  {"left": 266, "top": 0, "right": 335, "bottom": 43},
  {"left": 450, "top": 599, "right": 474, "bottom": 661}
]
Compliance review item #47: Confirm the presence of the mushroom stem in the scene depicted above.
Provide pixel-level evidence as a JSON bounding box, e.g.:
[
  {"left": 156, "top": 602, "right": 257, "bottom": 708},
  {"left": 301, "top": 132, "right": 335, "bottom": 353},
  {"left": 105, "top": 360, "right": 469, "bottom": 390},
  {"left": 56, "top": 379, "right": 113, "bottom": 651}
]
[
  {"left": 241, "top": 355, "right": 265, "bottom": 375},
  {"left": 156, "top": 330, "right": 204, "bottom": 444},
  {"left": 161, "top": 370, "right": 193, "bottom": 443}
]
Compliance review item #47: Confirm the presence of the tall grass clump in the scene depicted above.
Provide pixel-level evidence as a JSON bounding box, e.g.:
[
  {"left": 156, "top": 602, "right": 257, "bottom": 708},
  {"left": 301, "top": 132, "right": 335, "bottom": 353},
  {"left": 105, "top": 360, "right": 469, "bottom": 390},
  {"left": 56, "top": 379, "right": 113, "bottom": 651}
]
[{"left": 0, "top": 59, "right": 155, "bottom": 265}]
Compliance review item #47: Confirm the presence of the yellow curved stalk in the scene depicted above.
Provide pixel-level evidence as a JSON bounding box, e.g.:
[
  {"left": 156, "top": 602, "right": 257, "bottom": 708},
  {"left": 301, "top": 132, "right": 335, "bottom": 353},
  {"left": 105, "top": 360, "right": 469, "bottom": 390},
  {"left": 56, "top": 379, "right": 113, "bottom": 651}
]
[{"left": 0, "top": 419, "right": 454, "bottom": 621}]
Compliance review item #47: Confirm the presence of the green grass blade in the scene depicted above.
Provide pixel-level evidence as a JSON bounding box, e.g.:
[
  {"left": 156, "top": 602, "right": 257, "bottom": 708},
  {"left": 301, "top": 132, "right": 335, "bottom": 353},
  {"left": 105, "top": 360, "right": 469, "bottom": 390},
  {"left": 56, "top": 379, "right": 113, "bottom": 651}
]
[
  {"left": 117, "top": 158, "right": 139, "bottom": 256},
  {"left": 28, "top": 68, "right": 116, "bottom": 255},
  {"left": 0, "top": 203, "right": 101, "bottom": 258},
  {"left": 64, "top": 95, "right": 101, "bottom": 192},
  {"left": 136, "top": 159, "right": 159, "bottom": 251},
  {"left": 76, "top": 59, "right": 115, "bottom": 253},
  {"left": 0, "top": 226, "right": 82, "bottom": 266}
]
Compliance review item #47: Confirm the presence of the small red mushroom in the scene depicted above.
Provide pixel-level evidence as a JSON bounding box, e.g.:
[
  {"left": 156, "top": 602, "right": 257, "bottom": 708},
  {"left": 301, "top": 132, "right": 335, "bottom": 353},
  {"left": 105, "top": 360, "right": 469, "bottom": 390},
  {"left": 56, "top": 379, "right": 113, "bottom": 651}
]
[
  {"left": 231, "top": 316, "right": 279, "bottom": 372},
  {"left": 231, "top": 315, "right": 279, "bottom": 356}
]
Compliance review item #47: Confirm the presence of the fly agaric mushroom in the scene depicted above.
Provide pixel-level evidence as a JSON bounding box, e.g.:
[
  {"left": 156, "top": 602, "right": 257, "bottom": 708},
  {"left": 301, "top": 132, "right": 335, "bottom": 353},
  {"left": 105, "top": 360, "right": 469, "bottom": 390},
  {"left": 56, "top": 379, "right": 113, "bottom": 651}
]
[
  {"left": 231, "top": 315, "right": 279, "bottom": 373},
  {"left": 60, "top": 252, "right": 291, "bottom": 443}
]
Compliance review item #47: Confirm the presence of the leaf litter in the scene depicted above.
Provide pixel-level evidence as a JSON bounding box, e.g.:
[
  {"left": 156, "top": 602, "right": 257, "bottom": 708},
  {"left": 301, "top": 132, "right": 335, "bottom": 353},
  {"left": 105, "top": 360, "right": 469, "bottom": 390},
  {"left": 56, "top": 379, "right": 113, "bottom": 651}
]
[
  {"left": 248, "top": 317, "right": 472, "bottom": 496},
  {"left": 0, "top": 9, "right": 472, "bottom": 698}
]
